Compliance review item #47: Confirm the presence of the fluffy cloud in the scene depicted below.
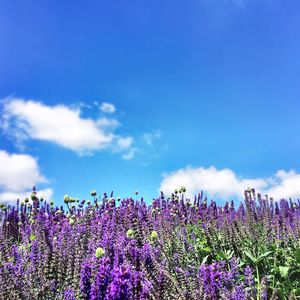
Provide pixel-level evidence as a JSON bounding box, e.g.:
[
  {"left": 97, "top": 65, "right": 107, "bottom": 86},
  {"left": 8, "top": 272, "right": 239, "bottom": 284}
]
[
  {"left": 160, "top": 166, "right": 300, "bottom": 201},
  {"left": 1, "top": 98, "right": 133, "bottom": 156},
  {"left": 100, "top": 102, "right": 116, "bottom": 113},
  {"left": 265, "top": 170, "right": 300, "bottom": 200},
  {"left": 0, "top": 150, "right": 53, "bottom": 203}
]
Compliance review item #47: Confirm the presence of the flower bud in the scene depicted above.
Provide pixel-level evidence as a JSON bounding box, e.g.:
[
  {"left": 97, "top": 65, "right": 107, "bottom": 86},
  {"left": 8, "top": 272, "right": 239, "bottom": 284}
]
[
  {"left": 30, "top": 234, "right": 36, "bottom": 241},
  {"left": 150, "top": 230, "right": 158, "bottom": 240},
  {"left": 95, "top": 247, "right": 105, "bottom": 258},
  {"left": 90, "top": 190, "right": 97, "bottom": 197},
  {"left": 126, "top": 229, "right": 135, "bottom": 239},
  {"left": 31, "top": 193, "right": 37, "bottom": 200},
  {"left": 1, "top": 205, "right": 7, "bottom": 211}
]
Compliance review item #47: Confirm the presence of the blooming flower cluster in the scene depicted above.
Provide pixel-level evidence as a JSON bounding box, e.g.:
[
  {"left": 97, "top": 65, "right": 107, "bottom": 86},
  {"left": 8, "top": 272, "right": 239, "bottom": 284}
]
[{"left": 0, "top": 189, "right": 299, "bottom": 299}]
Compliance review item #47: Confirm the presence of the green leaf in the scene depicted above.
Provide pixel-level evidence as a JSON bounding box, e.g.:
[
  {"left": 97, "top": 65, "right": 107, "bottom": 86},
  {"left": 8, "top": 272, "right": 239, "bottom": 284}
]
[
  {"left": 201, "top": 255, "right": 209, "bottom": 265},
  {"left": 257, "top": 251, "right": 272, "bottom": 261},
  {"left": 294, "top": 288, "right": 300, "bottom": 296},
  {"left": 294, "top": 248, "right": 300, "bottom": 264},
  {"left": 244, "top": 251, "right": 257, "bottom": 264},
  {"left": 279, "top": 266, "right": 289, "bottom": 278},
  {"left": 216, "top": 251, "right": 226, "bottom": 260},
  {"left": 238, "top": 260, "right": 245, "bottom": 268},
  {"left": 225, "top": 250, "right": 234, "bottom": 259}
]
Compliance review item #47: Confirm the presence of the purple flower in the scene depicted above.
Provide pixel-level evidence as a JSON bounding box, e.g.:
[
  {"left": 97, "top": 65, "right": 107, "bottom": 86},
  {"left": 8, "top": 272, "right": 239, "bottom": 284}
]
[
  {"left": 244, "top": 265, "right": 254, "bottom": 286},
  {"left": 230, "top": 284, "right": 246, "bottom": 300},
  {"left": 90, "top": 257, "right": 110, "bottom": 300},
  {"left": 200, "top": 263, "right": 222, "bottom": 299},
  {"left": 64, "top": 288, "right": 75, "bottom": 300},
  {"left": 229, "top": 257, "right": 239, "bottom": 281},
  {"left": 106, "top": 265, "right": 132, "bottom": 300},
  {"left": 80, "top": 261, "right": 92, "bottom": 298}
]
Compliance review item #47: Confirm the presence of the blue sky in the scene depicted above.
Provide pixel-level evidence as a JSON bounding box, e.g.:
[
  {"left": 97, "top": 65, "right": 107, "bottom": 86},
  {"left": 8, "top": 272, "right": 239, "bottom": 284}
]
[{"left": 1, "top": 0, "right": 300, "bottom": 205}]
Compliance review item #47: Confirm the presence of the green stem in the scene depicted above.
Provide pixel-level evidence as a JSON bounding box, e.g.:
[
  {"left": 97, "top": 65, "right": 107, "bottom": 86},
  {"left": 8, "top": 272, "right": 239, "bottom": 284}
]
[{"left": 256, "top": 264, "right": 260, "bottom": 300}]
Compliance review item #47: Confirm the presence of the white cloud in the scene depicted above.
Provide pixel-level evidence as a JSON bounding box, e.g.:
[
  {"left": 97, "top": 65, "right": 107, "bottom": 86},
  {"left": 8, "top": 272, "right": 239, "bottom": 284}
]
[
  {"left": 160, "top": 166, "right": 300, "bottom": 201},
  {"left": 1, "top": 98, "right": 132, "bottom": 156},
  {"left": 100, "top": 102, "right": 116, "bottom": 113},
  {"left": 0, "top": 150, "right": 53, "bottom": 203},
  {"left": 265, "top": 170, "right": 300, "bottom": 200},
  {"left": 122, "top": 148, "right": 138, "bottom": 160},
  {"left": 0, "top": 188, "right": 53, "bottom": 203},
  {"left": 0, "top": 150, "right": 46, "bottom": 191},
  {"left": 143, "top": 130, "right": 161, "bottom": 146}
]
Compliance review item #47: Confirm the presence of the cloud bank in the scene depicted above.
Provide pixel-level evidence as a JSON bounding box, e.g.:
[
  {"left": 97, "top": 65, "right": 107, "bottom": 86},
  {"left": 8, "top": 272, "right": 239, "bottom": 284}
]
[{"left": 160, "top": 166, "right": 300, "bottom": 201}]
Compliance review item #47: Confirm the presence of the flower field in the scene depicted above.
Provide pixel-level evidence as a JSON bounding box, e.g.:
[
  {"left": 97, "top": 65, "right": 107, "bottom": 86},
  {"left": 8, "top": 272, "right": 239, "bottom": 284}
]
[{"left": 0, "top": 188, "right": 299, "bottom": 299}]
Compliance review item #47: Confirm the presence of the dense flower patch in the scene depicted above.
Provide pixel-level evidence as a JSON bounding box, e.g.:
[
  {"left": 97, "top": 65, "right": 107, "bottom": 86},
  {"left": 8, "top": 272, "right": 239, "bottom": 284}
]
[{"left": 0, "top": 188, "right": 299, "bottom": 299}]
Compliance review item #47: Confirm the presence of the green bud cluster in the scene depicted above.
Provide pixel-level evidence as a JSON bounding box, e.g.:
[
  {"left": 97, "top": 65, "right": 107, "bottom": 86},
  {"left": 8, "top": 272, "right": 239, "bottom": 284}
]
[
  {"left": 90, "top": 190, "right": 97, "bottom": 197},
  {"left": 0, "top": 203, "right": 7, "bottom": 211},
  {"left": 150, "top": 230, "right": 158, "bottom": 240},
  {"left": 95, "top": 247, "right": 105, "bottom": 258},
  {"left": 31, "top": 193, "right": 38, "bottom": 201},
  {"left": 29, "top": 234, "right": 36, "bottom": 241},
  {"left": 126, "top": 229, "right": 135, "bottom": 239},
  {"left": 64, "top": 194, "right": 77, "bottom": 204}
]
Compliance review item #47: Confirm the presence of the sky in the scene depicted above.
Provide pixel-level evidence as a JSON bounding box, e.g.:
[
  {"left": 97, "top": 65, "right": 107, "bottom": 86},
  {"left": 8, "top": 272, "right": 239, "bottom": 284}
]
[{"left": 1, "top": 0, "right": 300, "bottom": 205}]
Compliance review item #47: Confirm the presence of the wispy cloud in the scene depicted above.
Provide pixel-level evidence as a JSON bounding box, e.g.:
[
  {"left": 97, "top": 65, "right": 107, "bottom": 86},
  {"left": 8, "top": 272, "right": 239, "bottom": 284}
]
[
  {"left": 116, "top": 137, "right": 133, "bottom": 150},
  {"left": 160, "top": 166, "right": 300, "bottom": 201},
  {"left": 1, "top": 97, "right": 132, "bottom": 156},
  {"left": 96, "top": 117, "right": 120, "bottom": 129},
  {"left": 143, "top": 130, "right": 161, "bottom": 146},
  {"left": 100, "top": 102, "right": 116, "bottom": 114},
  {"left": 0, "top": 150, "right": 53, "bottom": 203},
  {"left": 122, "top": 148, "right": 138, "bottom": 160}
]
